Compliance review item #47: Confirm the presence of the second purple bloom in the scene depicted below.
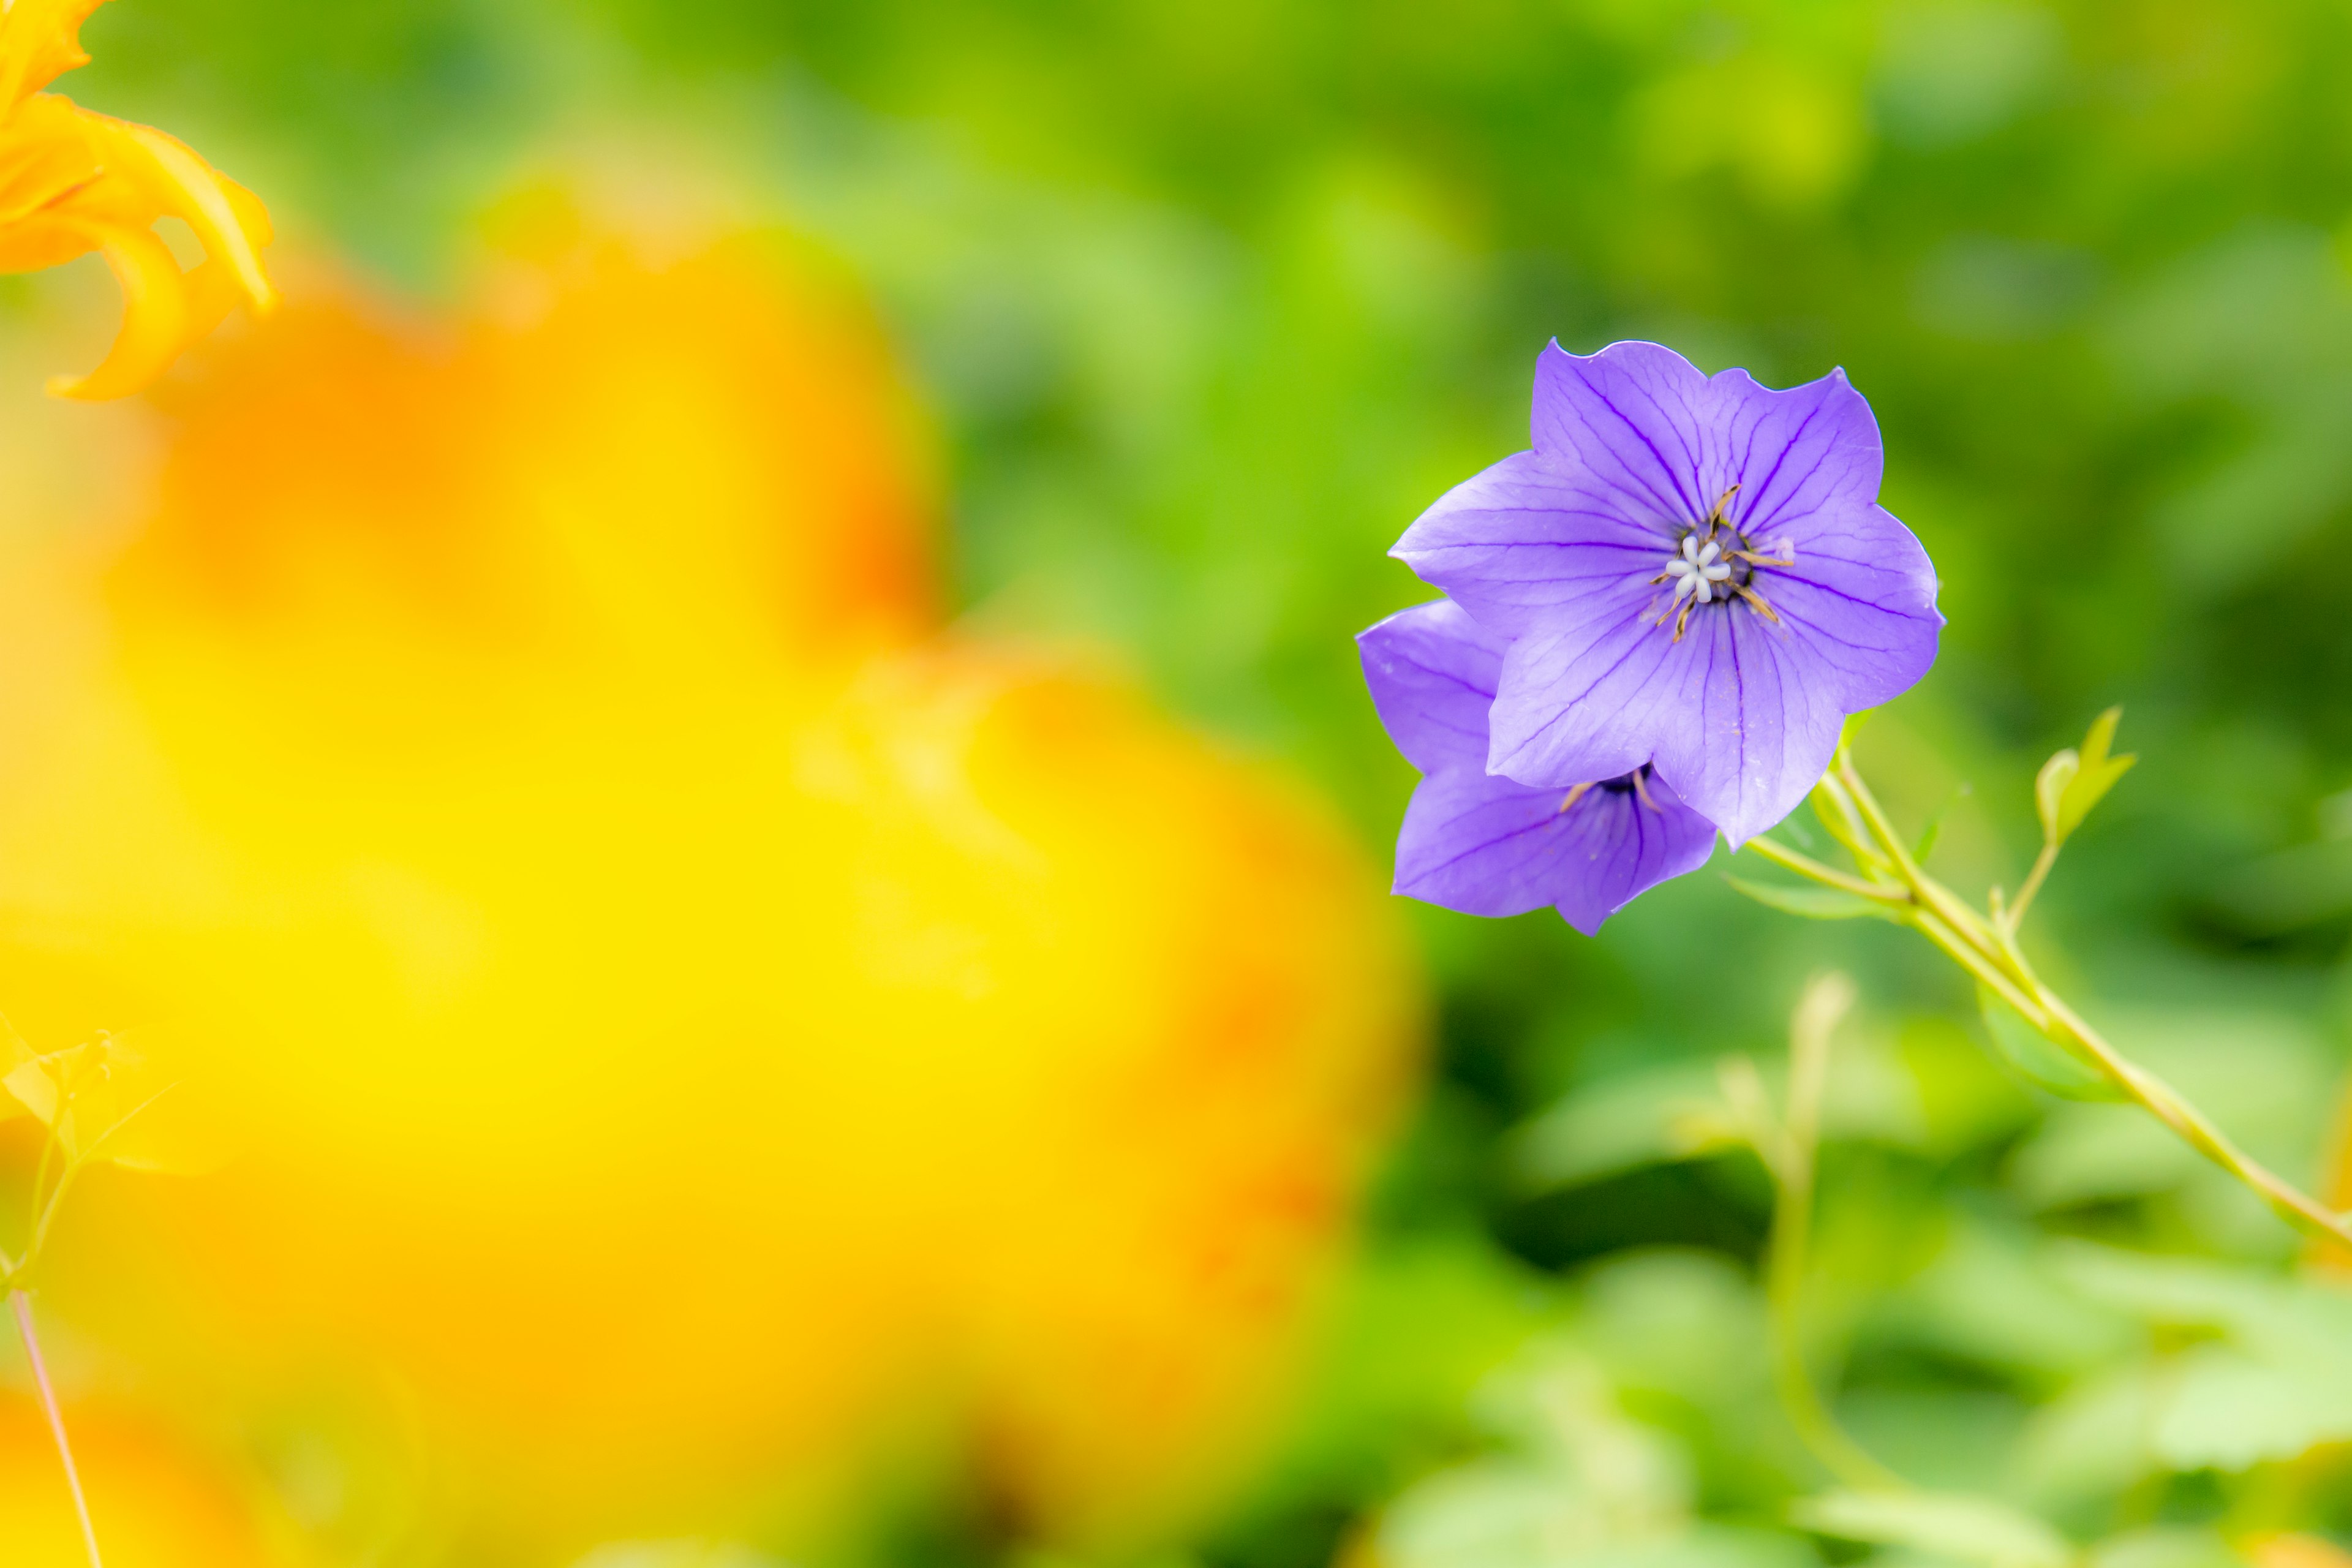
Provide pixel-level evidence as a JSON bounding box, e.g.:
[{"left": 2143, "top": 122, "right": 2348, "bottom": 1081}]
[{"left": 1359, "top": 598, "right": 1716, "bottom": 936}]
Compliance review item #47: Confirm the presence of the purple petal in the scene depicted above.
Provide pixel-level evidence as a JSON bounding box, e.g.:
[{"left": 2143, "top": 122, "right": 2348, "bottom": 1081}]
[
  {"left": 1703, "top": 366, "right": 1884, "bottom": 541},
  {"left": 1489, "top": 589, "right": 1897, "bottom": 848},
  {"left": 1637, "top": 606, "right": 1854, "bottom": 849},
  {"left": 1391, "top": 450, "right": 1667, "bottom": 639},
  {"left": 1484, "top": 595, "right": 1678, "bottom": 790},
  {"left": 1529, "top": 341, "right": 1714, "bottom": 525},
  {"left": 1396, "top": 767, "right": 1717, "bottom": 936},
  {"left": 1765, "top": 502, "right": 1943, "bottom": 710},
  {"left": 1359, "top": 598, "right": 1507, "bottom": 774}
]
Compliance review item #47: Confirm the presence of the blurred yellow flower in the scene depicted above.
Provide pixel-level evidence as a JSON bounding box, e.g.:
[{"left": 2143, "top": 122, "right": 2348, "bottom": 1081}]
[
  {"left": 0, "top": 203, "right": 1418, "bottom": 1561},
  {"left": 0, "top": 0, "right": 273, "bottom": 399},
  {"left": 0, "top": 1399, "right": 266, "bottom": 1566}
]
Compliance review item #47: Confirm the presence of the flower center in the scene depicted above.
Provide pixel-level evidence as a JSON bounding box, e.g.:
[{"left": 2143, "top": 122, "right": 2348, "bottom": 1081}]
[
  {"left": 1649, "top": 486, "right": 1794, "bottom": 641},
  {"left": 1559, "top": 765, "right": 1662, "bottom": 816}
]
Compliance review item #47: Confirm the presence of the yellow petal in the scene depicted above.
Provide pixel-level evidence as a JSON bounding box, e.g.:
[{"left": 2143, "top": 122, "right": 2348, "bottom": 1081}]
[
  {"left": 0, "top": 0, "right": 106, "bottom": 111},
  {"left": 0, "top": 93, "right": 102, "bottom": 225},
  {"left": 80, "top": 113, "right": 274, "bottom": 311},
  {"left": 45, "top": 219, "right": 189, "bottom": 400}
]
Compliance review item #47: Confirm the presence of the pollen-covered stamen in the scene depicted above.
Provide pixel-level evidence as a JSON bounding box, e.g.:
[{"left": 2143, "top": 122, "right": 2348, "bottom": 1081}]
[
  {"left": 1627, "top": 767, "right": 1664, "bottom": 813},
  {"left": 1562, "top": 768, "right": 1660, "bottom": 816}
]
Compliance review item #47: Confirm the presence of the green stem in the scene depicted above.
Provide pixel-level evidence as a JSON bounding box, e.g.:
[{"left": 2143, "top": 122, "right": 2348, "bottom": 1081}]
[
  {"left": 1765, "top": 976, "right": 1904, "bottom": 1493},
  {"left": 1743, "top": 835, "right": 1910, "bottom": 903},
  {"left": 2005, "top": 841, "right": 2059, "bottom": 930},
  {"left": 1754, "top": 755, "right": 2352, "bottom": 1255}
]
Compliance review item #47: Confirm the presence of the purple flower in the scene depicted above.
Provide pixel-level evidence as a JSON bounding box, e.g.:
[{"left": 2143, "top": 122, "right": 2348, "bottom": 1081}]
[
  {"left": 1392, "top": 341, "right": 1942, "bottom": 846},
  {"left": 1359, "top": 597, "right": 1717, "bottom": 935}
]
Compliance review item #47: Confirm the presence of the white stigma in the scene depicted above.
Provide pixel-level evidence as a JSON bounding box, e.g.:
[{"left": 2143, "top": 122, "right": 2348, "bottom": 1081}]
[{"left": 1662, "top": 534, "right": 1733, "bottom": 603}]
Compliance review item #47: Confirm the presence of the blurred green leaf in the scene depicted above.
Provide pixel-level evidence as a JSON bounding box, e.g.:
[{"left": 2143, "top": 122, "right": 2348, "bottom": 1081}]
[
  {"left": 1507, "top": 1062, "right": 1728, "bottom": 1192},
  {"left": 1977, "top": 987, "right": 2120, "bottom": 1102},
  {"left": 1791, "top": 1490, "right": 2073, "bottom": 1568}
]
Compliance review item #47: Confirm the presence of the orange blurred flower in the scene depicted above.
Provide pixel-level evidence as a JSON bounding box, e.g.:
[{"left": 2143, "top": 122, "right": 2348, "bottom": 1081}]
[
  {"left": 0, "top": 0, "right": 273, "bottom": 399},
  {"left": 0, "top": 1399, "right": 268, "bottom": 1567},
  {"left": 0, "top": 202, "right": 1419, "bottom": 1560}
]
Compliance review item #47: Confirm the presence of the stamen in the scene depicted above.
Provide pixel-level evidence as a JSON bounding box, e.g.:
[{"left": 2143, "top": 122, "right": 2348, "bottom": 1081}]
[
  {"left": 1557, "top": 782, "right": 1596, "bottom": 815},
  {"left": 1630, "top": 769, "right": 1662, "bottom": 813},
  {"left": 1705, "top": 484, "right": 1740, "bottom": 530},
  {"left": 1734, "top": 582, "right": 1782, "bottom": 624}
]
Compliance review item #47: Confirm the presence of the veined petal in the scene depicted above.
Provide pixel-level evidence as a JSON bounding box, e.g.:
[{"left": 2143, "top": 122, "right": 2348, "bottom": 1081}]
[
  {"left": 1640, "top": 606, "right": 1852, "bottom": 848},
  {"left": 1529, "top": 339, "right": 1713, "bottom": 525},
  {"left": 1392, "top": 449, "right": 1666, "bottom": 639},
  {"left": 1358, "top": 598, "right": 1506, "bottom": 775},
  {"left": 1764, "top": 501, "right": 1943, "bottom": 711},
  {"left": 47, "top": 220, "right": 189, "bottom": 400},
  {"left": 1486, "top": 591, "right": 1676, "bottom": 790},
  {"left": 1395, "top": 767, "right": 1714, "bottom": 935},
  {"left": 0, "top": 0, "right": 106, "bottom": 111},
  {"left": 1703, "top": 366, "right": 1885, "bottom": 539}
]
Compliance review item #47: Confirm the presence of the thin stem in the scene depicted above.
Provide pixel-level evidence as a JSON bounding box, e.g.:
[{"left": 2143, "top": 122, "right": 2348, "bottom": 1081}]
[
  {"left": 2034, "top": 991, "right": 2352, "bottom": 1247},
  {"left": 2005, "top": 842, "right": 2059, "bottom": 931},
  {"left": 1765, "top": 976, "right": 1904, "bottom": 1493},
  {"left": 1833, "top": 755, "right": 2002, "bottom": 959},
  {"left": 1743, "top": 836, "right": 1910, "bottom": 903},
  {"left": 1752, "top": 755, "right": 2352, "bottom": 1255},
  {"left": 1811, "top": 773, "right": 1893, "bottom": 876},
  {"left": 29, "top": 1158, "right": 84, "bottom": 1264},
  {"left": 11, "top": 1290, "right": 101, "bottom": 1568}
]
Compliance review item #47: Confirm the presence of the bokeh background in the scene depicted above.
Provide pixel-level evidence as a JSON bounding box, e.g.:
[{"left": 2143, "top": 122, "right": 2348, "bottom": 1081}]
[{"left": 3, "top": 1, "right": 2352, "bottom": 1565}]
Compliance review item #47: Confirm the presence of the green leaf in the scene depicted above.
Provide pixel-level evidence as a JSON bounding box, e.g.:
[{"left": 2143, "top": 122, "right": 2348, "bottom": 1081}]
[
  {"left": 1808, "top": 778, "right": 1877, "bottom": 864},
  {"left": 1978, "top": 986, "right": 2123, "bottom": 1102},
  {"left": 1724, "top": 875, "right": 1902, "bottom": 922},
  {"left": 1914, "top": 783, "right": 1970, "bottom": 865},
  {"left": 1505, "top": 1061, "right": 1725, "bottom": 1191},
  {"left": 2037, "top": 709, "right": 2136, "bottom": 847},
  {"left": 1792, "top": 1490, "right": 2075, "bottom": 1568}
]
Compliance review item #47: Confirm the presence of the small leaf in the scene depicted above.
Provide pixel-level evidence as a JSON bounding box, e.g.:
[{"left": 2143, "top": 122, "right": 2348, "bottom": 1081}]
[
  {"left": 2054, "top": 707, "right": 2136, "bottom": 843},
  {"left": 1914, "top": 783, "right": 1970, "bottom": 865},
  {"left": 1725, "top": 875, "right": 1902, "bottom": 922},
  {"left": 2037, "top": 749, "right": 2080, "bottom": 845},
  {"left": 2038, "top": 709, "right": 2137, "bottom": 848},
  {"left": 1978, "top": 986, "right": 2122, "bottom": 1102},
  {"left": 1809, "top": 778, "right": 1877, "bottom": 864},
  {"left": 1792, "top": 1490, "right": 2075, "bottom": 1568}
]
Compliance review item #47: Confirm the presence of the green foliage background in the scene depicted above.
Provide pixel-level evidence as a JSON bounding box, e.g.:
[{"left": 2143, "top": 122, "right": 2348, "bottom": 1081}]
[{"left": 63, "top": 1, "right": 2352, "bottom": 1564}]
